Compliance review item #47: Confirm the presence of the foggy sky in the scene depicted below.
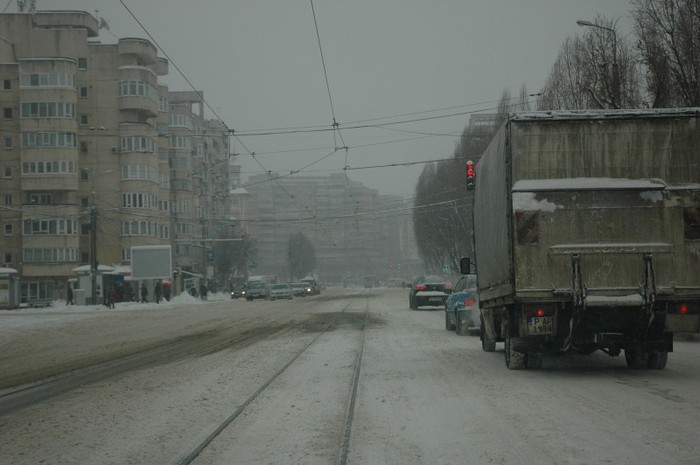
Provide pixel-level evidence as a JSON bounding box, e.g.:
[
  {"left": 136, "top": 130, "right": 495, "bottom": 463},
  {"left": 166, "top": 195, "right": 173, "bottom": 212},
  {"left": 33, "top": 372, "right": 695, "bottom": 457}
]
[{"left": 27, "top": 0, "right": 633, "bottom": 197}]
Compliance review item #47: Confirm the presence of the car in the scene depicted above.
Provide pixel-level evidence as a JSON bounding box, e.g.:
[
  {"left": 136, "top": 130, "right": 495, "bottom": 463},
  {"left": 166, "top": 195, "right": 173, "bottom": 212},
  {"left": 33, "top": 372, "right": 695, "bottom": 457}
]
[
  {"left": 408, "top": 275, "right": 453, "bottom": 310},
  {"left": 269, "top": 283, "right": 293, "bottom": 300},
  {"left": 444, "top": 274, "right": 479, "bottom": 335},
  {"left": 245, "top": 280, "right": 269, "bottom": 301},
  {"left": 300, "top": 277, "right": 321, "bottom": 296},
  {"left": 290, "top": 282, "right": 306, "bottom": 297},
  {"left": 230, "top": 286, "right": 247, "bottom": 300}
]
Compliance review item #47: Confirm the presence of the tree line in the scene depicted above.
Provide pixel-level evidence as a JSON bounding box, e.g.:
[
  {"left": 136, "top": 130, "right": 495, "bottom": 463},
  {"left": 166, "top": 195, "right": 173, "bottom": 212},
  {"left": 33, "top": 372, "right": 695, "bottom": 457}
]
[{"left": 413, "top": 0, "right": 700, "bottom": 273}]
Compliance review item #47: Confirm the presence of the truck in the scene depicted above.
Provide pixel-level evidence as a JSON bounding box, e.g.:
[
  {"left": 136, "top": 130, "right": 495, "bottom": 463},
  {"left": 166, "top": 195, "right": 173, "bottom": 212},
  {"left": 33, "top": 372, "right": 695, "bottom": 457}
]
[{"left": 470, "top": 109, "right": 700, "bottom": 370}]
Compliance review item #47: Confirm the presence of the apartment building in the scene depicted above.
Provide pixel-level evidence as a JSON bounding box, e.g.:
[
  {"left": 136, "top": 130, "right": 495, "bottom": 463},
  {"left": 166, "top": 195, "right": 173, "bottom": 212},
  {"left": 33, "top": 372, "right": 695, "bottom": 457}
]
[
  {"left": 0, "top": 10, "right": 232, "bottom": 299},
  {"left": 245, "top": 173, "right": 405, "bottom": 283}
]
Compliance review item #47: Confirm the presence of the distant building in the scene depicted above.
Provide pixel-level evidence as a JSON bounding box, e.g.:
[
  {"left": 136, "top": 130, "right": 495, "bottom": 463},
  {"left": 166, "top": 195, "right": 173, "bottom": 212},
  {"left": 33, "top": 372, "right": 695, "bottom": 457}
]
[{"left": 244, "top": 173, "right": 410, "bottom": 283}]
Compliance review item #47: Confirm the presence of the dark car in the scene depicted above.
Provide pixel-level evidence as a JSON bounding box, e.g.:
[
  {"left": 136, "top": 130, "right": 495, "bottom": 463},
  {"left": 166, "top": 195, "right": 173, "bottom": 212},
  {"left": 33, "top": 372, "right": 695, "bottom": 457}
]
[
  {"left": 408, "top": 275, "right": 453, "bottom": 310},
  {"left": 300, "top": 277, "right": 321, "bottom": 296},
  {"left": 445, "top": 274, "right": 479, "bottom": 335},
  {"left": 230, "top": 286, "right": 247, "bottom": 300}
]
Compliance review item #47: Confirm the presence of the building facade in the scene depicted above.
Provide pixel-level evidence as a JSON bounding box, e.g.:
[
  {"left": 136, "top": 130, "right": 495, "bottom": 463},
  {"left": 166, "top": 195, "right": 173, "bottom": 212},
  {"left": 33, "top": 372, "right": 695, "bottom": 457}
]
[
  {"left": 245, "top": 173, "right": 408, "bottom": 284},
  {"left": 0, "top": 10, "right": 233, "bottom": 299}
]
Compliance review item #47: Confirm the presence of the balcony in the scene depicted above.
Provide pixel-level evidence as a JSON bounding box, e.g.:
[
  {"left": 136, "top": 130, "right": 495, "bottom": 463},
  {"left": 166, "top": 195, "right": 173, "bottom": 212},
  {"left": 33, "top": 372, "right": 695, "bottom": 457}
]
[
  {"left": 33, "top": 11, "right": 99, "bottom": 37},
  {"left": 118, "top": 38, "right": 158, "bottom": 65}
]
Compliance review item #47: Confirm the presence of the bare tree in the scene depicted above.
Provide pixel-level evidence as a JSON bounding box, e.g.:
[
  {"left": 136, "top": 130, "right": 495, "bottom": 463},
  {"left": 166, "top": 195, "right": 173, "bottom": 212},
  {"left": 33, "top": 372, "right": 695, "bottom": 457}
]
[
  {"left": 413, "top": 120, "right": 496, "bottom": 273},
  {"left": 539, "top": 16, "right": 642, "bottom": 110},
  {"left": 632, "top": 0, "right": 700, "bottom": 106},
  {"left": 287, "top": 231, "right": 316, "bottom": 280}
]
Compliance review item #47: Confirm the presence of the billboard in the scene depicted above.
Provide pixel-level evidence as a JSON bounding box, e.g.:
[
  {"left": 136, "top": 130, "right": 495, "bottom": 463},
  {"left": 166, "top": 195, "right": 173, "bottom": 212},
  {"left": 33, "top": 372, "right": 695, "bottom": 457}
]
[{"left": 131, "top": 245, "right": 172, "bottom": 279}]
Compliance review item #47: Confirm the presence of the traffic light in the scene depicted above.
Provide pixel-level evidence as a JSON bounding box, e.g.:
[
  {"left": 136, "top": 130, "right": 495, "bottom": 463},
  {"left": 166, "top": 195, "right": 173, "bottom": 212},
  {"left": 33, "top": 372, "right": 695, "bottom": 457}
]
[{"left": 466, "top": 160, "right": 475, "bottom": 191}]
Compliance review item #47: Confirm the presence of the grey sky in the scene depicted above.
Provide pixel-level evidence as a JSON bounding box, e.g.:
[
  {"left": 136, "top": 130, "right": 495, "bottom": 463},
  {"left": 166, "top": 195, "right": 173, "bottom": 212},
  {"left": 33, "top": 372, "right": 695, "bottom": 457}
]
[{"left": 36, "top": 0, "right": 632, "bottom": 197}]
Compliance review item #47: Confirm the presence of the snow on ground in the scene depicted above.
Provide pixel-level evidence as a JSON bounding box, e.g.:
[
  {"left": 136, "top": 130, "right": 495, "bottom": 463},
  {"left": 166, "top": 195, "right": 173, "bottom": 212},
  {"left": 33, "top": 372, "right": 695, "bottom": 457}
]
[{"left": 0, "top": 291, "right": 231, "bottom": 333}]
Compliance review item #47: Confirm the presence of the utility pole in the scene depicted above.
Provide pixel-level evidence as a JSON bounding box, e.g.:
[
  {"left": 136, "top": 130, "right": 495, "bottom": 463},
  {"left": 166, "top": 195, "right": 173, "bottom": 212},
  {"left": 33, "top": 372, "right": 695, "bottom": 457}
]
[{"left": 90, "top": 188, "right": 98, "bottom": 304}]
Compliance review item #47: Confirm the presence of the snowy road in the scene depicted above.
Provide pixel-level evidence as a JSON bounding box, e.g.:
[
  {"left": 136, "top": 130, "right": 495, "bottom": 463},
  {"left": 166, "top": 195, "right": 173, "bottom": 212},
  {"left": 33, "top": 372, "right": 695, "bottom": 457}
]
[{"left": 1, "top": 287, "right": 699, "bottom": 464}]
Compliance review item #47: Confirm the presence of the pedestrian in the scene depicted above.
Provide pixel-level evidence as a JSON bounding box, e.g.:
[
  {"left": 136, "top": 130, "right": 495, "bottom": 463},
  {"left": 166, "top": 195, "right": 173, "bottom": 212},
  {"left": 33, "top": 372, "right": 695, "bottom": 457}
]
[
  {"left": 140, "top": 283, "right": 148, "bottom": 303},
  {"left": 154, "top": 281, "right": 162, "bottom": 304},
  {"left": 66, "top": 286, "right": 73, "bottom": 305},
  {"left": 189, "top": 285, "right": 197, "bottom": 297},
  {"left": 107, "top": 288, "right": 117, "bottom": 309},
  {"left": 200, "top": 281, "right": 208, "bottom": 301}
]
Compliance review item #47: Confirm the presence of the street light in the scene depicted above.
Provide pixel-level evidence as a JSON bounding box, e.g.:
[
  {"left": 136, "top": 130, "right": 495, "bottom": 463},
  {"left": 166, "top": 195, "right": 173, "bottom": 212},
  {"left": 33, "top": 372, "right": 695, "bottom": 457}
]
[
  {"left": 576, "top": 19, "right": 620, "bottom": 108},
  {"left": 89, "top": 169, "right": 114, "bottom": 304}
]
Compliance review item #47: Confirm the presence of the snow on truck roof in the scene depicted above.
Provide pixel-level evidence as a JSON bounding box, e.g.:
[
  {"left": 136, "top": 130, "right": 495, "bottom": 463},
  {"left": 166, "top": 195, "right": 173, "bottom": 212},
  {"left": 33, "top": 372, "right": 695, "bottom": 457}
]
[
  {"left": 512, "top": 178, "right": 667, "bottom": 192},
  {"left": 511, "top": 107, "right": 700, "bottom": 121}
]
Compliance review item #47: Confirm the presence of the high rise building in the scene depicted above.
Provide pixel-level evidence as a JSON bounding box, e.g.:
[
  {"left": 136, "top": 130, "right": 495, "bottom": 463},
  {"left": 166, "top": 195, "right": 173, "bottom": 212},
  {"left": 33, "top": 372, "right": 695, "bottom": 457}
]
[{"left": 0, "top": 10, "right": 233, "bottom": 301}]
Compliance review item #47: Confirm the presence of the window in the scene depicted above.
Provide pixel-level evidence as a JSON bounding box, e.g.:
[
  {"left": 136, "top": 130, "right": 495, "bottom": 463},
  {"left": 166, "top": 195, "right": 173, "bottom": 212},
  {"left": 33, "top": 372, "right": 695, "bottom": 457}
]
[
  {"left": 21, "top": 161, "right": 76, "bottom": 175},
  {"left": 80, "top": 114, "right": 88, "bottom": 126},
  {"left": 21, "top": 132, "right": 76, "bottom": 148},
  {"left": 23, "top": 248, "right": 78, "bottom": 263},
  {"left": 4, "top": 224, "right": 11, "bottom": 235},
  {"left": 4, "top": 194, "right": 11, "bottom": 206},
  {"left": 78, "top": 58, "right": 88, "bottom": 69},
  {"left": 3, "top": 108, "right": 11, "bottom": 119},
  {"left": 3, "top": 166, "right": 11, "bottom": 177},
  {"left": 80, "top": 86, "right": 88, "bottom": 98},
  {"left": 4, "top": 252, "right": 11, "bottom": 263},
  {"left": 80, "top": 141, "right": 88, "bottom": 153},
  {"left": 19, "top": 73, "right": 74, "bottom": 88},
  {"left": 22, "top": 219, "right": 77, "bottom": 235},
  {"left": 20, "top": 102, "right": 75, "bottom": 119},
  {"left": 3, "top": 79, "right": 10, "bottom": 90},
  {"left": 80, "top": 169, "right": 89, "bottom": 181},
  {"left": 4, "top": 137, "right": 11, "bottom": 149},
  {"left": 28, "top": 194, "right": 52, "bottom": 205},
  {"left": 81, "top": 223, "right": 90, "bottom": 236},
  {"left": 80, "top": 197, "right": 89, "bottom": 207}
]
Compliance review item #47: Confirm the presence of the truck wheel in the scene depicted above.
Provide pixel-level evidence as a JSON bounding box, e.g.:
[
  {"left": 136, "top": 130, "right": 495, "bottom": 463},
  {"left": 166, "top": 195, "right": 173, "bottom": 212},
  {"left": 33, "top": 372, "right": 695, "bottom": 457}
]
[
  {"left": 648, "top": 351, "right": 668, "bottom": 370},
  {"left": 625, "top": 345, "right": 650, "bottom": 369},
  {"left": 445, "top": 311, "right": 456, "bottom": 331},
  {"left": 527, "top": 352, "right": 543, "bottom": 369},
  {"left": 504, "top": 320, "right": 526, "bottom": 370},
  {"left": 481, "top": 320, "right": 496, "bottom": 352}
]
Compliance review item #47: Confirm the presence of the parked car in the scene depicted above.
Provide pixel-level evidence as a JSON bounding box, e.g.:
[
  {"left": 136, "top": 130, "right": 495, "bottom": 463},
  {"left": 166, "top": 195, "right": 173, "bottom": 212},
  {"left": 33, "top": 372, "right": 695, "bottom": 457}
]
[
  {"left": 290, "top": 282, "right": 306, "bottom": 297},
  {"left": 269, "top": 283, "right": 293, "bottom": 300},
  {"left": 245, "top": 280, "right": 269, "bottom": 301},
  {"left": 445, "top": 274, "right": 479, "bottom": 335},
  {"left": 408, "top": 275, "right": 452, "bottom": 310}
]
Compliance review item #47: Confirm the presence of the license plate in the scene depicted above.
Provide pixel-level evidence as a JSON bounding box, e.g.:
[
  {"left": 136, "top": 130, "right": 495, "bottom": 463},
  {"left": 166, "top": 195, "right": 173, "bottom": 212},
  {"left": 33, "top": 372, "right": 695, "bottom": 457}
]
[
  {"left": 527, "top": 316, "right": 553, "bottom": 335},
  {"left": 429, "top": 297, "right": 443, "bottom": 302}
]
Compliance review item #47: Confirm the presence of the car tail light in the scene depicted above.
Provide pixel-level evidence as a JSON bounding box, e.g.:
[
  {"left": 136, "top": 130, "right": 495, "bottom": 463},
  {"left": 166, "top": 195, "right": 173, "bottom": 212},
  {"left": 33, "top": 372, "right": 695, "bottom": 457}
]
[
  {"left": 524, "top": 303, "right": 556, "bottom": 317},
  {"left": 444, "top": 283, "right": 453, "bottom": 290},
  {"left": 463, "top": 298, "right": 477, "bottom": 307},
  {"left": 415, "top": 285, "right": 427, "bottom": 291},
  {"left": 668, "top": 302, "right": 700, "bottom": 315}
]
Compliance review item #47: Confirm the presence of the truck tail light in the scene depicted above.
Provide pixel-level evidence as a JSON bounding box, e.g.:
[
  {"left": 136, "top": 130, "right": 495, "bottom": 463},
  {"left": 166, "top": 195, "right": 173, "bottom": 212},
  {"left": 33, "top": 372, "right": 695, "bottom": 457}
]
[
  {"left": 669, "top": 302, "right": 700, "bottom": 315},
  {"left": 415, "top": 284, "right": 427, "bottom": 291},
  {"left": 524, "top": 303, "right": 556, "bottom": 317},
  {"left": 463, "top": 298, "right": 477, "bottom": 307}
]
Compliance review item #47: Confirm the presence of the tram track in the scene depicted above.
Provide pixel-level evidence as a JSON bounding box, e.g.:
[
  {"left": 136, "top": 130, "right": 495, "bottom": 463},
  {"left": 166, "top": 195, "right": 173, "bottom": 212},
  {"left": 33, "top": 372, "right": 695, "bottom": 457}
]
[
  {"left": 0, "top": 323, "right": 296, "bottom": 416},
  {"left": 176, "top": 297, "right": 373, "bottom": 465}
]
